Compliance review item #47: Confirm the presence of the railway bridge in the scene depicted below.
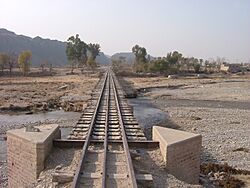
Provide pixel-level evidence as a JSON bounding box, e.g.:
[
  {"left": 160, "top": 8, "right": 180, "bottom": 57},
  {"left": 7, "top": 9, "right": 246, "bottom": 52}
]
[{"left": 7, "top": 69, "right": 201, "bottom": 187}]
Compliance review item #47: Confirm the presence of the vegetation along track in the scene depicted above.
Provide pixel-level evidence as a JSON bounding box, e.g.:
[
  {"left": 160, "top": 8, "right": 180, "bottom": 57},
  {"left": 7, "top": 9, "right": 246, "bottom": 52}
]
[{"left": 68, "top": 70, "right": 146, "bottom": 187}]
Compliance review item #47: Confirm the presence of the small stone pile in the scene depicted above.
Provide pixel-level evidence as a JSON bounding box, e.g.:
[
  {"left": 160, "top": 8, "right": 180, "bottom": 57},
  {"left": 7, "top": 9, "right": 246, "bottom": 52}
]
[{"left": 200, "top": 162, "right": 250, "bottom": 187}]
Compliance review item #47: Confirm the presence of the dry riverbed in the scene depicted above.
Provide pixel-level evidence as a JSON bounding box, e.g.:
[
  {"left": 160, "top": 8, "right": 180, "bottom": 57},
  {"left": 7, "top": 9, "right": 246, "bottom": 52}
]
[
  {"left": 0, "top": 72, "right": 99, "bottom": 187},
  {"left": 2, "top": 73, "right": 250, "bottom": 187},
  {"left": 0, "top": 74, "right": 99, "bottom": 115},
  {"left": 126, "top": 75, "right": 250, "bottom": 187}
]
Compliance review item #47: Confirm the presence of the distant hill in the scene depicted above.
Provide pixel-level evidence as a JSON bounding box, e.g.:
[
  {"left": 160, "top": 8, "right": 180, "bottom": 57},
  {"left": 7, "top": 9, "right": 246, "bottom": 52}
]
[
  {"left": 0, "top": 28, "right": 111, "bottom": 66},
  {"left": 96, "top": 52, "right": 111, "bottom": 65},
  {"left": 111, "top": 52, "right": 135, "bottom": 64},
  {"left": 111, "top": 52, "right": 155, "bottom": 64}
]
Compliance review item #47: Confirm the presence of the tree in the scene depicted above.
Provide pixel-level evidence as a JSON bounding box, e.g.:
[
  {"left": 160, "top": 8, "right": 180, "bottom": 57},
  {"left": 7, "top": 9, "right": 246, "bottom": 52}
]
[
  {"left": 0, "top": 53, "right": 9, "bottom": 73},
  {"left": 132, "top": 45, "right": 148, "bottom": 72},
  {"left": 78, "top": 40, "right": 88, "bottom": 70},
  {"left": 132, "top": 45, "right": 147, "bottom": 63},
  {"left": 66, "top": 34, "right": 88, "bottom": 73},
  {"left": 66, "top": 35, "right": 76, "bottom": 72},
  {"left": 87, "top": 55, "right": 97, "bottom": 71},
  {"left": 40, "top": 61, "right": 47, "bottom": 72},
  {"left": 199, "top": 59, "right": 203, "bottom": 65},
  {"left": 8, "top": 53, "right": 18, "bottom": 74},
  {"left": 165, "top": 51, "right": 183, "bottom": 73},
  {"left": 148, "top": 58, "right": 169, "bottom": 74},
  {"left": 166, "top": 51, "right": 182, "bottom": 65},
  {"left": 88, "top": 43, "right": 100, "bottom": 60},
  {"left": 193, "top": 61, "right": 201, "bottom": 73},
  {"left": 18, "top": 51, "right": 32, "bottom": 74}
]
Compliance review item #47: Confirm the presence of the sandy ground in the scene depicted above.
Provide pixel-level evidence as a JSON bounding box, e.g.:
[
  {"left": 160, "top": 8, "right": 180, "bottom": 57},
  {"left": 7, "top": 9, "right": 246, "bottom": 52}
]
[
  {"left": 0, "top": 72, "right": 99, "bottom": 114},
  {"left": 0, "top": 69, "right": 100, "bottom": 187},
  {"left": 126, "top": 75, "right": 250, "bottom": 102},
  {"left": 34, "top": 148, "right": 82, "bottom": 188},
  {"left": 126, "top": 75, "right": 250, "bottom": 187},
  {"left": 2, "top": 73, "right": 250, "bottom": 187}
]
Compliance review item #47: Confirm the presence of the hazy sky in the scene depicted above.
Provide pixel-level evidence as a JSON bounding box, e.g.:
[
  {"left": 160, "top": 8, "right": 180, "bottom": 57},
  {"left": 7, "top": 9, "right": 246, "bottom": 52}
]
[{"left": 1, "top": 0, "right": 250, "bottom": 62}]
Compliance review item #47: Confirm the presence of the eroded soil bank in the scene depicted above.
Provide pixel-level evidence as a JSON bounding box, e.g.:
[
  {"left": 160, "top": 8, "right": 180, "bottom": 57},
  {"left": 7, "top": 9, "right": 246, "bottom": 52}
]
[{"left": 0, "top": 73, "right": 99, "bottom": 114}]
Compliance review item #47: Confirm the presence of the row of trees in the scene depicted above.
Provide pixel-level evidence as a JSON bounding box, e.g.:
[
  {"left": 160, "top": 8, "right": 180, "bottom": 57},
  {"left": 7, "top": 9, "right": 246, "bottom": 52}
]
[
  {"left": 147, "top": 51, "right": 203, "bottom": 74},
  {"left": 66, "top": 34, "right": 100, "bottom": 73},
  {"left": 0, "top": 51, "right": 32, "bottom": 75},
  {"left": 132, "top": 45, "right": 223, "bottom": 74},
  {"left": 1, "top": 34, "right": 101, "bottom": 76}
]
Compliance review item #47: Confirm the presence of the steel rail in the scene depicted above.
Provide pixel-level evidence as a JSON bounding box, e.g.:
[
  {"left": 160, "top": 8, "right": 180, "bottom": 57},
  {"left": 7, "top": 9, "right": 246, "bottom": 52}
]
[
  {"left": 101, "top": 72, "right": 110, "bottom": 188},
  {"left": 110, "top": 73, "right": 138, "bottom": 188},
  {"left": 72, "top": 72, "right": 108, "bottom": 188}
]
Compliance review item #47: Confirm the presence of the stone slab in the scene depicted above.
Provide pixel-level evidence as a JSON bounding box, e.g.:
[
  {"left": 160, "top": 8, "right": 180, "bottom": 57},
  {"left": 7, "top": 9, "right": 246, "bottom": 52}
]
[
  {"left": 7, "top": 124, "right": 61, "bottom": 188},
  {"left": 153, "top": 126, "right": 202, "bottom": 184},
  {"left": 7, "top": 124, "right": 59, "bottom": 144}
]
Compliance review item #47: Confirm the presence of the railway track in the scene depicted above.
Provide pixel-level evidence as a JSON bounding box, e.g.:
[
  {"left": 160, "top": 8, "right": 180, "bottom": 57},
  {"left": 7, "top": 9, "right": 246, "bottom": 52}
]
[{"left": 68, "top": 70, "right": 147, "bottom": 188}]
